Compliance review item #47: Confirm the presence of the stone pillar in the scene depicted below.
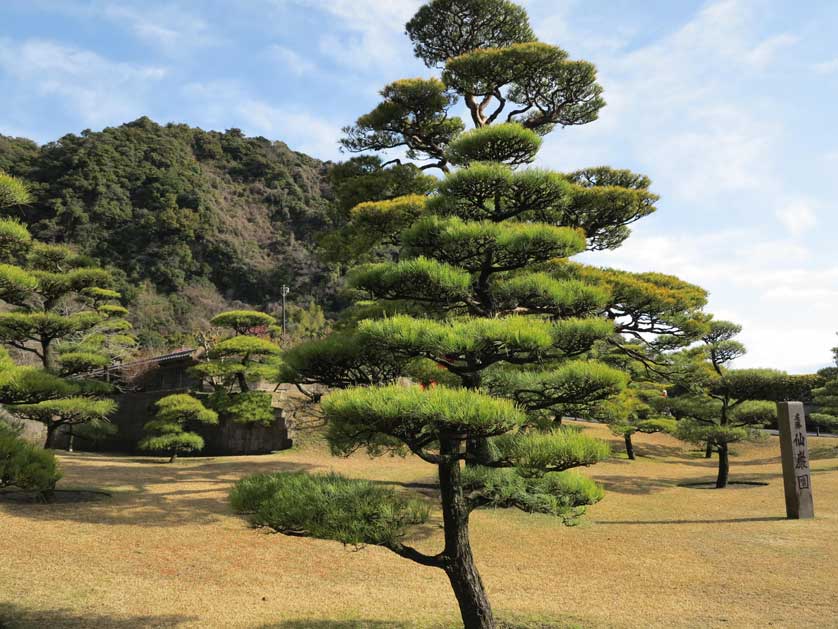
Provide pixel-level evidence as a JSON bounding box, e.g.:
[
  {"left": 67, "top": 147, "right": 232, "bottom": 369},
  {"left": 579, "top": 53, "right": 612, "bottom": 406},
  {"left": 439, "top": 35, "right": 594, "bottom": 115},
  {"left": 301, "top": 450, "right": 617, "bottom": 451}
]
[{"left": 777, "top": 401, "right": 814, "bottom": 519}]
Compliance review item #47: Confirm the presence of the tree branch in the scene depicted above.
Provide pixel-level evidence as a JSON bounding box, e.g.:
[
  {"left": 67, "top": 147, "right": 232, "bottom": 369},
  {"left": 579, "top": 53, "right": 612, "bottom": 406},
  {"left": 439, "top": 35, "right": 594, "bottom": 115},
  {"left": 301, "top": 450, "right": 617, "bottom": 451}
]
[{"left": 385, "top": 543, "right": 444, "bottom": 568}]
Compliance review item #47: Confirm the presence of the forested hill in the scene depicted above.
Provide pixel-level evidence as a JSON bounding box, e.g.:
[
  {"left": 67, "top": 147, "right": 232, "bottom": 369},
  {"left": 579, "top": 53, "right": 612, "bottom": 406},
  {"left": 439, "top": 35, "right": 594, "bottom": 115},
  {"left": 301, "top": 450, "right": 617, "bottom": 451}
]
[{"left": 0, "top": 118, "right": 339, "bottom": 343}]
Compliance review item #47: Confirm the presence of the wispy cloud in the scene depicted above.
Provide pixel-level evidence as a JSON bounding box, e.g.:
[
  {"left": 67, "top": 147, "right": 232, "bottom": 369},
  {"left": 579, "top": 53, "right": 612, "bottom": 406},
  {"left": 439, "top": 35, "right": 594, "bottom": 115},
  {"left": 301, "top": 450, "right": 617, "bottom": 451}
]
[
  {"left": 814, "top": 58, "right": 838, "bottom": 75},
  {"left": 182, "top": 80, "right": 342, "bottom": 159},
  {"left": 267, "top": 45, "right": 319, "bottom": 77},
  {"left": 775, "top": 199, "right": 817, "bottom": 237},
  {"left": 745, "top": 33, "right": 798, "bottom": 68},
  {"left": 101, "top": 2, "right": 218, "bottom": 55},
  {"left": 0, "top": 38, "right": 167, "bottom": 132},
  {"left": 311, "top": 0, "right": 422, "bottom": 73}
]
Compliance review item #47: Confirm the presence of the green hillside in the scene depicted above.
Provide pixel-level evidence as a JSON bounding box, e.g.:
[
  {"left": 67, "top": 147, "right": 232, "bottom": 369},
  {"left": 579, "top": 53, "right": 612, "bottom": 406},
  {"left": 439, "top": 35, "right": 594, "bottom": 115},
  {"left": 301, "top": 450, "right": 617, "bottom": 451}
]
[{"left": 0, "top": 118, "right": 339, "bottom": 344}]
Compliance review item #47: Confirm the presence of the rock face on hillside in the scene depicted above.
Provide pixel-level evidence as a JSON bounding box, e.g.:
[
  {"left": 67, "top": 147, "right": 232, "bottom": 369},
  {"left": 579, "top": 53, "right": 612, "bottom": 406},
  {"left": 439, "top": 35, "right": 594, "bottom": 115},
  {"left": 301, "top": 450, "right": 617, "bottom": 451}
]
[{"left": 0, "top": 118, "right": 339, "bottom": 343}]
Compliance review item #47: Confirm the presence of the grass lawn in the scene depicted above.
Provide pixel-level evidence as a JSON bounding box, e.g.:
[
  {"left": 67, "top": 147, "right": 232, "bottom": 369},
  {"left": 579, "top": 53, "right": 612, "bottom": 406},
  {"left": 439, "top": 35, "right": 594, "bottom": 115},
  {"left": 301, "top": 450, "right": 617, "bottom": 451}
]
[{"left": 1, "top": 422, "right": 837, "bottom": 628}]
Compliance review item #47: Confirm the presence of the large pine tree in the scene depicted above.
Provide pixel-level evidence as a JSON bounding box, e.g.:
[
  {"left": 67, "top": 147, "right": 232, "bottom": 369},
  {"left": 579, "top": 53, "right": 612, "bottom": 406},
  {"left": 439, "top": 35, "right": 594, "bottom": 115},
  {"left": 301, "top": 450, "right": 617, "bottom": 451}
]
[{"left": 236, "top": 2, "right": 711, "bottom": 627}]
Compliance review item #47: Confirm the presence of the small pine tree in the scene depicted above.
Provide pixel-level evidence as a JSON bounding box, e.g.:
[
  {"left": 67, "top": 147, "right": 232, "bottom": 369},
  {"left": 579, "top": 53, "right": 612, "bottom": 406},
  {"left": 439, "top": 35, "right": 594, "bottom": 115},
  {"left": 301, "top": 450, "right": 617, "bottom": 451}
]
[
  {"left": 192, "top": 310, "right": 281, "bottom": 426},
  {"left": 599, "top": 387, "right": 676, "bottom": 460},
  {"left": 668, "top": 321, "right": 785, "bottom": 488},
  {"left": 811, "top": 347, "right": 838, "bottom": 434},
  {"left": 139, "top": 394, "right": 218, "bottom": 463},
  {"left": 0, "top": 420, "right": 62, "bottom": 495}
]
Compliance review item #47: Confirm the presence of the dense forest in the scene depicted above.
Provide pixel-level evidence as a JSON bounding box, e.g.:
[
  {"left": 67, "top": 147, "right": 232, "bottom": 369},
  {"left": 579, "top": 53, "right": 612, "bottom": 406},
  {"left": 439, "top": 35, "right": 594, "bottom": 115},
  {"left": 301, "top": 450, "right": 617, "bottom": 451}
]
[{"left": 0, "top": 118, "right": 339, "bottom": 345}]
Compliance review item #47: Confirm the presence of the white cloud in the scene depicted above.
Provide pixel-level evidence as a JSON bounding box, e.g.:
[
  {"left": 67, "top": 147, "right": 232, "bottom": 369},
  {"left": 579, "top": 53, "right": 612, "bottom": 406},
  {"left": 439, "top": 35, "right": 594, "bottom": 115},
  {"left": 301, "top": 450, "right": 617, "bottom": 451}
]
[
  {"left": 267, "top": 45, "right": 319, "bottom": 77},
  {"left": 310, "top": 0, "right": 422, "bottom": 73},
  {"left": 775, "top": 200, "right": 817, "bottom": 237},
  {"left": 745, "top": 33, "right": 798, "bottom": 68},
  {"left": 534, "top": 0, "right": 783, "bottom": 204},
  {"left": 814, "top": 58, "right": 838, "bottom": 75},
  {"left": 101, "top": 3, "right": 217, "bottom": 55},
  {"left": 238, "top": 100, "right": 341, "bottom": 158},
  {"left": 581, "top": 228, "right": 838, "bottom": 374},
  {"left": 0, "top": 38, "right": 167, "bottom": 129},
  {"left": 182, "top": 80, "right": 342, "bottom": 160}
]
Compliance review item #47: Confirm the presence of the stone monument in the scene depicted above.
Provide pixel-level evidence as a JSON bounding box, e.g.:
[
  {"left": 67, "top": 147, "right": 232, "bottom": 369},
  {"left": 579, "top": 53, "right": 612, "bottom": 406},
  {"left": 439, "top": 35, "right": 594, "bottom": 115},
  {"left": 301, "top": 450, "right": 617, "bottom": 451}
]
[{"left": 777, "top": 401, "right": 814, "bottom": 519}]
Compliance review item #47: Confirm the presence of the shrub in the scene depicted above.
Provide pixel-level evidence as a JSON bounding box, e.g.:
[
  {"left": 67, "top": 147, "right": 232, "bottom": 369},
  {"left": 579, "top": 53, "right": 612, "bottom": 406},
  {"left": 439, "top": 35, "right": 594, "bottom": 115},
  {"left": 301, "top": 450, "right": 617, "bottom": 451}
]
[{"left": 0, "top": 422, "right": 62, "bottom": 493}]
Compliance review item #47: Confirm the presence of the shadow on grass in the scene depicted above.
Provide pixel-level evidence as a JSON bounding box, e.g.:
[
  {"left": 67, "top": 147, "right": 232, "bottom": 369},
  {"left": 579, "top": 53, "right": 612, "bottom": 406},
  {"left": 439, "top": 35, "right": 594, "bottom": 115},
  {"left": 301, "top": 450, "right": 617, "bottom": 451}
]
[
  {"left": 593, "top": 469, "right": 784, "bottom": 495},
  {"left": 594, "top": 516, "right": 786, "bottom": 525},
  {"left": 258, "top": 617, "right": 578, "bottom": 629},
  {"left": 0, "top": 454, "right": 318, "bottom": 528},
  {"left": 259, "top": 621, "right": 411, "bottom": 628},
  {"left": 589, "top": 474, "right": 677, "bottom": 495},
  {"left": 0, "top": 602, "right": 195, "bottom": 628}
]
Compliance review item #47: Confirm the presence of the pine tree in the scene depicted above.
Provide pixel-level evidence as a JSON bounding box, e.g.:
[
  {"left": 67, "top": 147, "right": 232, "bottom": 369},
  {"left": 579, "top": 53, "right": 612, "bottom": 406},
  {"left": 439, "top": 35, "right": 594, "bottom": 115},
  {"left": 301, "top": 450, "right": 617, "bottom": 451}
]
[
  {"left": 139, "top": 394, "right": 218, "bottom": 463},
  {"left": 1, "top": 174, "right": 119, "bottom": 448},
  {"left": 239, "top": 2, "right": 712, "bottom": 627},
  {"left": 811, "top": 339, "right": 838, "bottom": 434},
  {"left": 0, "top": 419, "right": 62, "bottom": 494},
  {"left": 669, "top": 321, "right": 786, "bottom": 488},
  {"left": 192, "top": 310, "right": 281, "bottom": 425}
]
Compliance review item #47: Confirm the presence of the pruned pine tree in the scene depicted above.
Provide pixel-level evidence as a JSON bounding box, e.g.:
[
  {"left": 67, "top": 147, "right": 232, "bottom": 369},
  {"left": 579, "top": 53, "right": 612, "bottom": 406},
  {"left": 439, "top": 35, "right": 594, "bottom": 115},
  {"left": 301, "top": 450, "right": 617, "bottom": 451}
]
[
  {"left": 0, "top": 224, "right": 134, "bottom": 375},
  {"left": 0, "top": 170, "right": 31, "bottom": 210},
  {"left": 139, "top": 394, "right": 218, "bottom": 463},
  {"left": 811, "top": 347, "right": 838, "bottom": 433},
  {"left": 192, "top": 310, "right": 281, "bottom": 425},
  {"left": 669, "top": 321, "right": 784, "bottom": 488},
  {"left": 597, "top": 386, "right": 675, "bottom": 460},
  {"left": 234, "top": 387, "right": 608, "bottom": 628},
  {"left": 582, "top": 341, "right": 678, "bottom": 460},
  {"left": 250, "top": 2, "right": 710, "bottom": 627},
  {"left": 1, "top": 177, "right": 119, "bottom": 449},
  {"left": 0, "top": 419, "right": 61, "bottom": 495}
]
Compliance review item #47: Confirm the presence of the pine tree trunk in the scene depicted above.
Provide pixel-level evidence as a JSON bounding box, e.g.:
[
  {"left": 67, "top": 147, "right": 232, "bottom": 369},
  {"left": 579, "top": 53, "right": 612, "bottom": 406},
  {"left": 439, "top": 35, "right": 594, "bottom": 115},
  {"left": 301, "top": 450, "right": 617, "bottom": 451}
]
[
  {"left": 169, "top": 451, "right": 178, "bottom": 464},
  {"left": 44, "top": 424, "right": 58, "bottom": 449},
  {"left": 67, "top": 426, "right": 74, "bottom": 452},
  {"left": 624, "top": 433, "right": 635, "bottom": 460},
  {"left": 42, "top": 338, "right": 58, "bottom": 373},
  {"left": 438, "top": 437, "right": 495, "bottom": 629},
  {"left": 465, "top": 437, "right": 492, "bottom": 468},
  {"left": 715, "top": 443, "right": 729, "bottom": 488},
  {"left": 704, "top": 441, "right": 713, "bottom": 458}
]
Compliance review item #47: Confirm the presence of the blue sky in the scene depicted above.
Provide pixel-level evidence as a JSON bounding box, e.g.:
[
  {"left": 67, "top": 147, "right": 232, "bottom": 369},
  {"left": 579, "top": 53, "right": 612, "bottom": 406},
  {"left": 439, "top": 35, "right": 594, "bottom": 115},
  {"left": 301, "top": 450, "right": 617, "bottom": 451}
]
[{"left": 1, "top": 0, "right": 836, "bottom": 373}]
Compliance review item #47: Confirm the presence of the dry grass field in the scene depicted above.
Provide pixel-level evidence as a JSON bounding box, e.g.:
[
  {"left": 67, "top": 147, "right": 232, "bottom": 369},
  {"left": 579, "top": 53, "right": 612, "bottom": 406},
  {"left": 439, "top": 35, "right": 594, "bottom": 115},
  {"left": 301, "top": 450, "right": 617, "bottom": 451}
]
[{"left": 1, "top": 423, "right": 837, "bottom": 629}]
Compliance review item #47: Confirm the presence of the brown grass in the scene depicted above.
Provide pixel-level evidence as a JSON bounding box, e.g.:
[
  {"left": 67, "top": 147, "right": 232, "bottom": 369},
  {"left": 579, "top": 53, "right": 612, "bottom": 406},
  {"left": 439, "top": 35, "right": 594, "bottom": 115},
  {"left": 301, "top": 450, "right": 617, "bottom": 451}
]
[{"left": 1, "top": 424, "right": 837, "bottom": 628}]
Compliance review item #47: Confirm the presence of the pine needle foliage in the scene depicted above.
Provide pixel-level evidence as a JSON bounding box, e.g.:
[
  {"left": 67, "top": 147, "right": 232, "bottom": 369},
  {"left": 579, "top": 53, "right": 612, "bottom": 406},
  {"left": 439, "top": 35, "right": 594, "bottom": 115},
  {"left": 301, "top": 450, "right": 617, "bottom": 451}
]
[
  {"left": 231, "top": 472, "right": 430, "bottom": 547},
  {"left": 139, "top": 394, "right": 218, "bottom": 462},
  {"left": 0, "top": 421, "right": 61, "bottom": 494}
]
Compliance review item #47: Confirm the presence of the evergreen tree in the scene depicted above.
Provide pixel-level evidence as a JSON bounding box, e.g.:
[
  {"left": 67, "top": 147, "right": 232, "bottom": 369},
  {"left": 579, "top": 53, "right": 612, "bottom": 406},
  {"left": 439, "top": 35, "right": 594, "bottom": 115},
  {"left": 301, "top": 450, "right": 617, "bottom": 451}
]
[
  {"left": 669, "top": 321, "right": 788, "bottom": 488},
  {"left": 139, "top": 394, "right": 218, "bottom": 463},
  {"left": 192, "top": 310, "right": 281, "bottom": 425},
  {"left": 811, "top": 339, "right": 838, "bottom": 434},
  {"left": 1, "top": 176, "right": 119, "bottom": 448},
  {"left": 240, "top": 2, "right": 711, "bottom": 627},
  {"left": 0, "top": 419, "right": 62, "bottom": 494},
  {"left": 599, "top": 385, "right": 676, "bottom": 461}
]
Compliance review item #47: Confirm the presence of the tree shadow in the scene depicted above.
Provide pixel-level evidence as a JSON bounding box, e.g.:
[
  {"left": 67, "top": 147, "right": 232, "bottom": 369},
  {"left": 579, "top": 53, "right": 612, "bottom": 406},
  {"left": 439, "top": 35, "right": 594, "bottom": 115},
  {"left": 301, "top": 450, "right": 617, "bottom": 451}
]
[
  {"left": 0, "top": 602, "right": 195, "bottom": 628},
  {"left": 0, "top": 455, "right": 319, "bottom": 528},
  {"left": 592, "top": 468, "right": 784, "bottom": 495},
  {"left": 593, "top": 516, "right": 786, "bottom": 525},
  {"left": 258, "top": 621, "right": 413, "bottom": 628},
  {"left": 0, "top": 489, "right": 111, "bottom": 505},
  {"left": 589, "top": 474, "right": 677, "bottom": 495},
  {"left": 627, "top": 442, "right": 693, "bottom": 460}
]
